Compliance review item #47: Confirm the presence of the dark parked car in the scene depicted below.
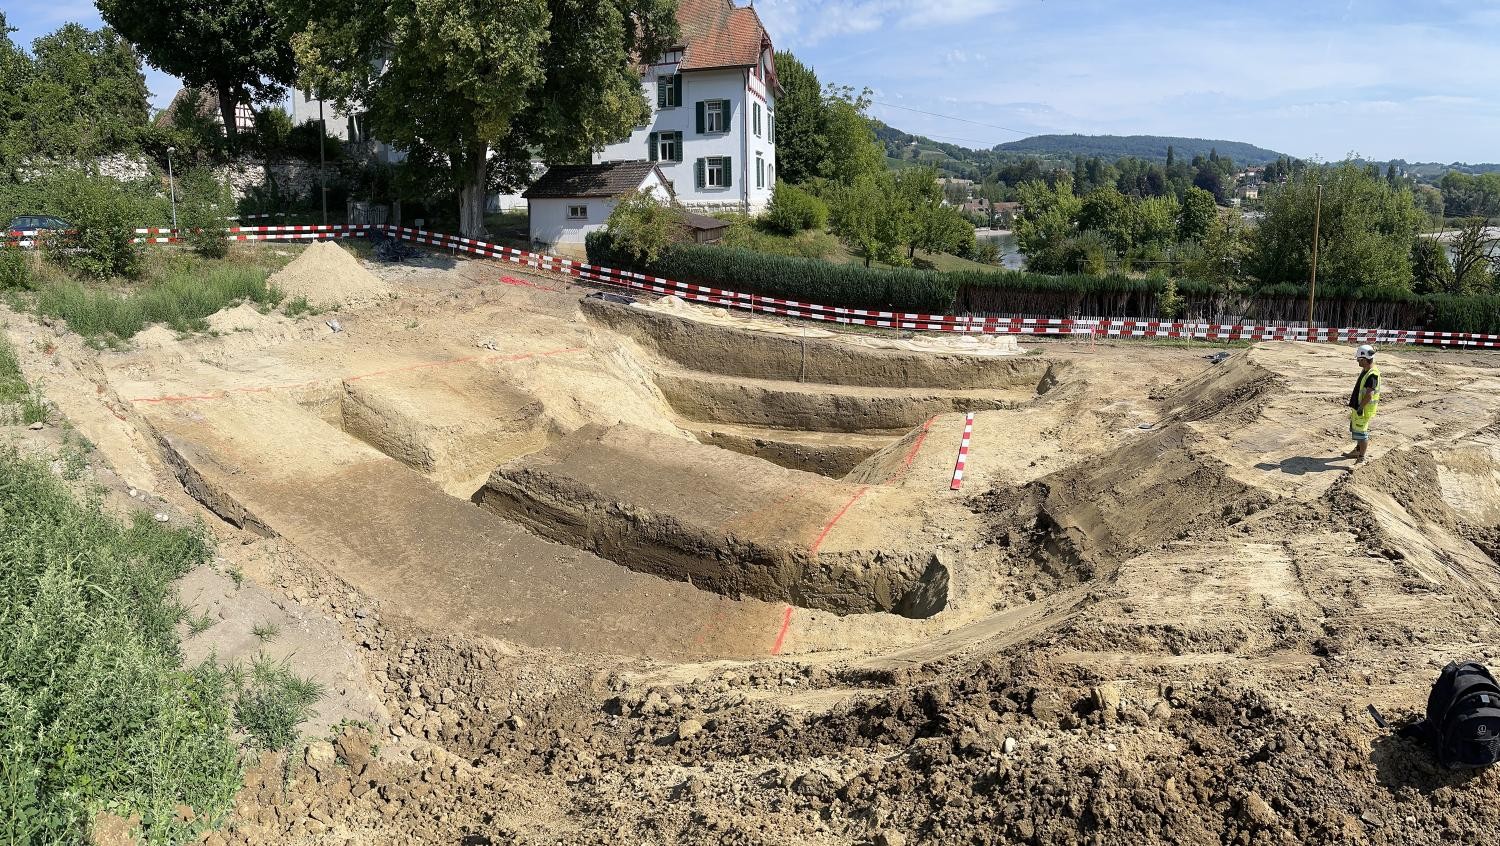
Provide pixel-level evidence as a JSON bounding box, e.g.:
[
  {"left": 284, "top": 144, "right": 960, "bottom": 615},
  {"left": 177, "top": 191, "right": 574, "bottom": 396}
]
[{"left": 5, "top": 215, "right": 70, "bottom": 233}]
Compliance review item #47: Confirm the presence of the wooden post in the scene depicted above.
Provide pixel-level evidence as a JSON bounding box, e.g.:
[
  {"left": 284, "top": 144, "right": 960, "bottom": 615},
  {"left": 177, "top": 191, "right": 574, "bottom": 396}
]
[{"left": 1306, "top": 184, "right": 1322, "bottom": 341}]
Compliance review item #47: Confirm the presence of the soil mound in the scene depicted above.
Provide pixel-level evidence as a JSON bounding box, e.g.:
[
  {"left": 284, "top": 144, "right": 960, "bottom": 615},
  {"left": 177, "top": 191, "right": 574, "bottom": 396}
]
[
  {"left": 267, "top": 241, "right": 392, "bottom": 309},
  {"left": 207, "top": 303, "right": 268, "bottom": 333}
]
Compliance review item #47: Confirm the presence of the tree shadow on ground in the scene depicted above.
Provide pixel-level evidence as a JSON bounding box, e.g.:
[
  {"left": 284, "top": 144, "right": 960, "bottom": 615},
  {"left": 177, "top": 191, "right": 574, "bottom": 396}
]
[{"left": 1254, "top": 455, "right": 1351, "bottom": 476}]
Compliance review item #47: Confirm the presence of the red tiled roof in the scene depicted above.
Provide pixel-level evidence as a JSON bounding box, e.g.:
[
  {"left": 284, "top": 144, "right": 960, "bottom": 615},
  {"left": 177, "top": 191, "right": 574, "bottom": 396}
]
[{"left": 676, "top": 0, "right": 770, "bottom": 73}]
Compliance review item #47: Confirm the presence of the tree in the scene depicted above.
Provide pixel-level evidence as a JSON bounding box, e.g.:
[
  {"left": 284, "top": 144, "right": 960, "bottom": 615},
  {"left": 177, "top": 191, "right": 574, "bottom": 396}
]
[
  {"left": 1248, "top": 160, "right": 1425, "bottom": 292},
  {"left": 604, "top": 189, "right": 684, "bottom": 264},
  {"left": 1133, "top": 196, "right": 1178, "bottom": 251},
  {"left": 1014, "top": 176, "right": 1081, "bottom": 274},
  {"left": 1449, "top": 218, "right": 1499, "bottom": 293},
  {"left": 1156, "top": 276, "right": 1184, "bottom": 319},
  {"left": 772, "top": 51, "right": 824, "bottom": 185},
  {"left": 1410, "top": 237, "right": 1455, "bottom": 295},
  {"left": 819, "top": 85, "right": 883, "bottom": 186},
  {"left": 99, "top": 0, "right": 297, "bottom": 140},
  {"left": 1178, "top": 187, "right": 1217, "bottom": 243},
  {"left": 1077, "top": 186, "right": 1133, "bottom": 255},
  {"left": 294, "top": 0, "right": 678, "bottom": 238},
  {"left": 0, "top": 21, "right": 152, "bottom": 166},
  {"left": 831, "top": 174, "right": 903, "bottom": 267},
  {"left": 178, "top": 168, "right": 233, "bottom": 258}
]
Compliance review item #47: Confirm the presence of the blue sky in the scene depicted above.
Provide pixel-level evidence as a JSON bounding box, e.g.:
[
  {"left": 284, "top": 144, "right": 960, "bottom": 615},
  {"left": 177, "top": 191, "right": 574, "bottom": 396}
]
[
  {"left": 753, "top": 0, "right": 1500, "bottom": 163},
  {"left": 6, "top": 0, "right": 1498, "bottom": 163}
]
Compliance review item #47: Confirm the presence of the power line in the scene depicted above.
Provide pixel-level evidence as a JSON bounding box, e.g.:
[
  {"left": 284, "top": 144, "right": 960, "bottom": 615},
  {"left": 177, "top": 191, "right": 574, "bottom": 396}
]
[{"left": 870, "top": 101, "right": 1033, "bottom": 137}]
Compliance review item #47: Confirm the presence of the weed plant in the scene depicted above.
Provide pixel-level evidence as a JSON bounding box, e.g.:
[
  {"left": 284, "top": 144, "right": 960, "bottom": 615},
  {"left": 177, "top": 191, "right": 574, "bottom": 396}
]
[{"left": 0, "top": 448, "right": 240, "bottom": 843}]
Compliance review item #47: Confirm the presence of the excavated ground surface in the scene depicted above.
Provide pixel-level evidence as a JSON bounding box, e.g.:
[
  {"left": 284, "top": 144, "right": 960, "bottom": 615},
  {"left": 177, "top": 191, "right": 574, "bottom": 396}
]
[{"left": 8, "top": 242, "right": 1500, "bottom": 845}]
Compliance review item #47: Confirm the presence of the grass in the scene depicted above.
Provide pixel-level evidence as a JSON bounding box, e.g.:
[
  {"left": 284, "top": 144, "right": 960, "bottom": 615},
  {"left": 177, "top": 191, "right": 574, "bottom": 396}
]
[
  {"left": 251, "top": 621, "right": 281, "bottom": 643},
  {"left": 35, "top": 262, "right": 281, "bottom": 341},
  {"left": 0, "top": 330, "right": 26, "bottom": 407},
  {"left": 282, "top": 295, "right": 319, "bottom": 318},
  {"left": 232, "top": 655, "right": 325, "bottom": 752},
  {"left": 0, "top": 447, "right": 240, "bottom": 844},
  {"left": 187, "top": 611, "right": 217, "bottom": 635}
]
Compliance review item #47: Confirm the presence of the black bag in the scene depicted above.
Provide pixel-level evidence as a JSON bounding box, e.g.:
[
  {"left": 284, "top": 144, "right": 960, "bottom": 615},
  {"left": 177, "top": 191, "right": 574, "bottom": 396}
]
[{"left": 1422, "top": 661, "right": 1500, "bottom": 769}]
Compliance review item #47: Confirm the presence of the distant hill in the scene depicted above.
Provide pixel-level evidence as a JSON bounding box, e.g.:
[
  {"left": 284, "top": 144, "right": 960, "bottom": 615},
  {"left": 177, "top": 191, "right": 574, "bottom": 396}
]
[{"left": 992, "top": 134, "right": 1287, "bottom": 166}]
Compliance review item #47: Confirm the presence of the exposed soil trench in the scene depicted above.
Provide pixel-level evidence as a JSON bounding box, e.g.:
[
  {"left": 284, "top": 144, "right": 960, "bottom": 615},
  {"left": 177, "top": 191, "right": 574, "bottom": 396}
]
[{"left": 19, "top": 244, "right": 1500, "bottom": 846}]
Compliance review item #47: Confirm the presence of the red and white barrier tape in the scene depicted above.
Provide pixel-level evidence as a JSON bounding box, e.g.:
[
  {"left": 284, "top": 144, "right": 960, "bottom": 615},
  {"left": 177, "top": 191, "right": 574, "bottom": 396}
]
[
  {"left": 13, "top": 221, "right": 1500, "bottom": 349},
  {"left": 950, "top": 412, "right": 974, "bottom": 491}
]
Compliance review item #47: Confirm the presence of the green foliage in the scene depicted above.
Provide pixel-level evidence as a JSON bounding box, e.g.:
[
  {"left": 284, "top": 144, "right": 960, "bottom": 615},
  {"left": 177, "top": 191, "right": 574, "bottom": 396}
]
[
  {"left": 830, "top": 175, "right": 906, "bottom": 267},
  {"left": 1448, "top": 218, "right": 1499, "bottom": 294},
  {"left": 283, "top": 295, "right": 317, "bottom": 317},
  {"left": 177, "top": 169, "right": 233, "bottom": 259},
  {"left": 0, "top": 448, "right": 239, "bottom": 844},
  {"left": 762, "top": 183, "right": 828, "bottom": 235},
  {"left": 0, "top": 331, "right": 25, "bottom": 405},
  {"left": 0, "top": 244, "right": 31, "bottom": 291},
  {"left": 45, "top": 171, "right": 146, "bottom": 280},
  {"left": 993, "top": 134, "right": 1285, "bottom": 166},
  {"left": 1014, "top": 176, "right": 1083, "bottom": 274},
  {"left": 1410, "top": 237, "right": 1456, "bottom": 294},
  {"left": 1249, "top": 160, "right": 1425, "bottom": 292},
  {"left": 1439, "top": 171, "right": 1500, "bottom": 217},
  {"left": 2, "top": 23, "right": 151, "bottom": 164},
  {"left": 250, "top": 621, "right": 281, "bottom": 643},
  {"left": 719, "top": 217, "right": 836, "bottom": 260},
  {"left": 295, "top": 0, "right": 678, "bottom": 237},
  {"left": 233, "top": 655, "right": 324, "bottom": 752},
  {"left": 1077, "top": 186, "right": 1134, "bottom": 255},
  {"left": 604, "top": 189, "right": 686, "bottom": 265},
  {"left": 20, "top": 382, "right": 49, "bottom": 426},
  {"left": 1178, "top": 187, "right": 1217, "bottom": 242},
  {"left": 819, "top": 87, "right": 885, "bottom": 187},
  {"left": 36, "top": 261, "right": 278, "bottom": 340},
  {"left": 98, "top": 0, "right": 299, "bottom": 140},
  {"left": 1156, "top": 275, "right": 1184, "bottom": 318},
  {"left": 772, "top": 52, "right": 824, "bottom": 185}
]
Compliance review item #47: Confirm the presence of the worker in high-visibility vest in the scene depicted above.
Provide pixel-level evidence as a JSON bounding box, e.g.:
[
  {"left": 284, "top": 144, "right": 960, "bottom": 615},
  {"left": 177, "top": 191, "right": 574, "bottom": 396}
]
[{"left": 1343, "top": 345, "right": 1380, "bottom": 464}]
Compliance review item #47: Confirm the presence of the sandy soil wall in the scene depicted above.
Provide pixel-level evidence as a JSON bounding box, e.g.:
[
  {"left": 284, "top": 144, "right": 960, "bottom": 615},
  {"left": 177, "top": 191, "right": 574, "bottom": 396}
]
[
  {"left": 655, "top": 371, "right": 1019, "bottom": 432},
  {"left": 475, "top": 423, "right": 946, "bottom": 617},
  {"left": 581, "top": 297, "right": 1058, "bottom": 390}
]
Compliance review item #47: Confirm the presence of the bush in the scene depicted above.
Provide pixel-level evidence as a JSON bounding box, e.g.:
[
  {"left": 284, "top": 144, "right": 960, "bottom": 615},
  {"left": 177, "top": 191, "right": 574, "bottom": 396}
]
[
  {"left": 1, "top": 170, "right": 168, "bottom": 280},
  {"left": 603, "top": 190, "right": 686, "bottom": 264},
  {"left": 177, "top": 168, "right": 232, "bottom": 259},
  {"left": 0, "top": 244, "right": 31, "bottom": 290},
  {"left": 762, "top": 183, "right": 829, "bottom": 235},
  {"left": 233, "top": 656, "right": 325, "bottom": 752},
  {"left": 0, "top": 448, "right": 240, "bottom": 844}
]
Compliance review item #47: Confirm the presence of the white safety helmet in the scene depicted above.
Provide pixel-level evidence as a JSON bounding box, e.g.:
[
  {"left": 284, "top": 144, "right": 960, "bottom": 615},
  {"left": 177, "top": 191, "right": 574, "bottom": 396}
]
[{"left": 1356, "top": 344, "right": 1376, "bottom": 361}]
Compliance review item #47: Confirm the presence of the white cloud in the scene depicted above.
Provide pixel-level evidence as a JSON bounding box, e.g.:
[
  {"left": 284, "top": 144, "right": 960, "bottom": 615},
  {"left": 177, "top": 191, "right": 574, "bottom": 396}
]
[{"left": 755, "top": 0, "right": 1016, "bottom": 48}]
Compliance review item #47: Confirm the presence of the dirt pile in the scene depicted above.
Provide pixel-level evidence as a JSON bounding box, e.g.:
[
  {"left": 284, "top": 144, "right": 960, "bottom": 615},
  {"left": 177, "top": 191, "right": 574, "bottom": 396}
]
[{"left": 266, "top": 241, "right": 392, "bottom": 309}]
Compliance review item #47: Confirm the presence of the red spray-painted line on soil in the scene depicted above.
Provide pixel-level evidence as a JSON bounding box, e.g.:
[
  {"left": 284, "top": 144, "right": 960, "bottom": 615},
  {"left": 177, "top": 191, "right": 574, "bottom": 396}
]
[
  {"left": 771, "top": 415, "right": 937, "bottom": 654},
  {"left": 126, "top": 346, "right": 586, "bottom": 404},
  {"left": 887, "top": 416, "right": 936, "bottom": 484},
  {"left": 770, "top": 605, "right": 795, "bottom": 656},
  {"left": 499, "top": 275, "right": 568, "bottom": 293}
]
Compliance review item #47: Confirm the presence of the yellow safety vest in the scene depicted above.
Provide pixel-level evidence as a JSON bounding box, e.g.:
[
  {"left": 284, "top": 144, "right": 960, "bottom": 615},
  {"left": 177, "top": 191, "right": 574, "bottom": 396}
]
[{"left": 1350, "top": 364, "right": 1380, "bottom": 431}]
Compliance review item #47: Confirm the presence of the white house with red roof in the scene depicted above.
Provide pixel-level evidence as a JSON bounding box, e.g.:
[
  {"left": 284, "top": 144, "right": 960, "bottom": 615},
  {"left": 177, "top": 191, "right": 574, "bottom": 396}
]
[{"left": 595, "top": 0, "right": 781, "bottom": 215}]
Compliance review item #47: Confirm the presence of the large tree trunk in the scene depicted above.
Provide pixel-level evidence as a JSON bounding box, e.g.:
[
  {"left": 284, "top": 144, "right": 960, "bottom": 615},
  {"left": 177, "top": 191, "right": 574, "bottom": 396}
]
[
  {"left": 215, "top": 80, "right": 239, "bottom": 141},
  {"left": 458, "top": 141, "right": 489, "bottom": 239}
]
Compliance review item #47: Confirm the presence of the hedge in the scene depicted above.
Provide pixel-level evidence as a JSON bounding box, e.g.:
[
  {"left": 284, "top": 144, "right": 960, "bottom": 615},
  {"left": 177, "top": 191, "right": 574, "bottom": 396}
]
[{"left": 585, "top": 231, "right": 1499, "bottom": 334}]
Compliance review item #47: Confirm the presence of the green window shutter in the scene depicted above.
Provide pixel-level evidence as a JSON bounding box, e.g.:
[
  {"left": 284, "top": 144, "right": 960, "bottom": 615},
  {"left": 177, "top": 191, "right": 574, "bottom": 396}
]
[
  {"left": 695, "top": 101, "right": 705, "bottom": 134},
  {"left": 672, "top": 74, "right": 683, "bottom": 106},
  {"left": 723, "top": 156, "right": 732, "bottom": 188},
  {"left": 648, "top": 132, "right": 658, "bottom": 162},
  {"left": 672, "top": 132, "right": 684, "bottom": 162},
  {"left": 695, "top": 158, "right": 705, "bottom": 189},
  {"left": 657, "top": 78, "right": 667, "bottom": 108},
  {"left": 722, "top": 99, "right": 733, "bottom": 128}
]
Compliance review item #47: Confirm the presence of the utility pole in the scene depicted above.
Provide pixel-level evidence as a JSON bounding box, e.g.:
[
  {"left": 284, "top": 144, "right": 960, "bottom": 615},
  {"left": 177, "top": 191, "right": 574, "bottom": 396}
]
[
  {"left": 166, "top": 146, "right": 178, "bottom": 228},
  {"left": 318, "top": 98, "right": 328, "bottom": 225},
  {"left": 1306, "top": 183, "right": 1322, "bottom": 342}
]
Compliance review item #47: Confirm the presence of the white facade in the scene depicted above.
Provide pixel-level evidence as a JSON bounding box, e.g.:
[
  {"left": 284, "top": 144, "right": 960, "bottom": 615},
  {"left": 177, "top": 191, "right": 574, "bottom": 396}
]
[
  {"left": 596, "top": 66, "right": 776, "bottom": 214},
  {"left": 289, "top": 89, "right": 406, "bottom": 165},
  {"left": 528, "top": 170, "right": 673, "bottom": 254}
]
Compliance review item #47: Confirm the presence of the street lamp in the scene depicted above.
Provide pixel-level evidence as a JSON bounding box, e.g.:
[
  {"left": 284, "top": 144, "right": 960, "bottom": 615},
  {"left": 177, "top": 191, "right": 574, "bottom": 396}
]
[{"left": 166, "top": 146, "right": 178, "bottom": 229}]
